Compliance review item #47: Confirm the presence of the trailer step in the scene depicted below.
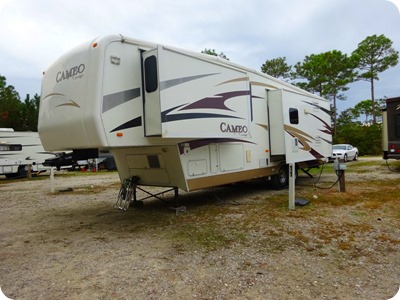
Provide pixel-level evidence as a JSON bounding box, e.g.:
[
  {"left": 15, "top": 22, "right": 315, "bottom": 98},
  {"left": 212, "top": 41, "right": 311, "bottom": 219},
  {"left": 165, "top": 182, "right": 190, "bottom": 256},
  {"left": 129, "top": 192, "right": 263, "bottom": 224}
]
[
  {"left": 115, "top": 185, "right": 131, "bottom": 210},
  {"left": 115, "top": 177, "right": 139, "bottom": 210}
]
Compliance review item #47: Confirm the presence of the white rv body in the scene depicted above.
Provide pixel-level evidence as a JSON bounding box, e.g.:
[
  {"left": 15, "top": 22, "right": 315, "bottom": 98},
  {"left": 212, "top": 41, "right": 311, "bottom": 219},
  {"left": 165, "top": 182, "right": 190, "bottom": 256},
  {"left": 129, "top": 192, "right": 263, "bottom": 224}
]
[
  {"left": 0, "top": 129, "right": 55, "bottom": 177},
  {"left": 39, "top": 35, "right": 332, "bottom": 191}
]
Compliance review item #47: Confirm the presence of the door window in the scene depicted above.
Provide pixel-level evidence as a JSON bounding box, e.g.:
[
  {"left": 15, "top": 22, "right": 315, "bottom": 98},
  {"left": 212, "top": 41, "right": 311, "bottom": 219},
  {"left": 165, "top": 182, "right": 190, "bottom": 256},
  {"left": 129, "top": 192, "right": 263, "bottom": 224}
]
[
  {"left": 289, "top": 108, "right": 299, "bottom": 124},
  {"left": 144, "top": 55, "right": 158, "bottom": 93}
]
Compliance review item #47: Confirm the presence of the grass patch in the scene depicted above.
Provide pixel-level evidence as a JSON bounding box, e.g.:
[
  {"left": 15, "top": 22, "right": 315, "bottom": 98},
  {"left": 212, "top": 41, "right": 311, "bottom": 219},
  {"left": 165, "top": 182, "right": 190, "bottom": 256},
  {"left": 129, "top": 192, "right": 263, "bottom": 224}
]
[
  {"left": 174, "top": 224, "right": 238, "bottom": 251},
  {"left": 47, "top": 181, "right": 120, "bottom": 195},
  {"left": 10, "top": 157, "right": 396, "bottom": 256},
  {"left": 155, "top": 173, "right": 400, "bottom": 253},
  {"left": 51, "top": 170, "right": 118, "bottom": 178},
  {"left": 0, "top": 174, "right": 48, "bottom": 184}
]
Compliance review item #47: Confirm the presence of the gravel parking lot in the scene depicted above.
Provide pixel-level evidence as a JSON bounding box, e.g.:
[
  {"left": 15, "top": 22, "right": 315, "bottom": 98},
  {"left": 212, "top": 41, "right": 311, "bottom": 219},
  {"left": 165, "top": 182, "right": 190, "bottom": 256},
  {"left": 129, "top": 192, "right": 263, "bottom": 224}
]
[{"left": 0, "top": 157, "right": 399, "bottom": 300}]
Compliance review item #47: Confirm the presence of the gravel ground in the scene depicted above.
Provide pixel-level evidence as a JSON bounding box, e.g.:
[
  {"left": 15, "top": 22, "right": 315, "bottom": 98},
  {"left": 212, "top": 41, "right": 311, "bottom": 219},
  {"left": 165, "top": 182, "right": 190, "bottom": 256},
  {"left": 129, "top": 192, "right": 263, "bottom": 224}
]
[{"left": 0, "top": 157, "right": 399, "bottom": 300}]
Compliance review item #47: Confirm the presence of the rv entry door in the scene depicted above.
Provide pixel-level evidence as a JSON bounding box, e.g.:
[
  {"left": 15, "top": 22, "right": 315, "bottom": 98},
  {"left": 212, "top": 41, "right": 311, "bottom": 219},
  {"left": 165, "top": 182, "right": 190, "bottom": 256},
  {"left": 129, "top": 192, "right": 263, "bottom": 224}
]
[{"left": 142, "top": 46, "right": 162, "bottom": 136}]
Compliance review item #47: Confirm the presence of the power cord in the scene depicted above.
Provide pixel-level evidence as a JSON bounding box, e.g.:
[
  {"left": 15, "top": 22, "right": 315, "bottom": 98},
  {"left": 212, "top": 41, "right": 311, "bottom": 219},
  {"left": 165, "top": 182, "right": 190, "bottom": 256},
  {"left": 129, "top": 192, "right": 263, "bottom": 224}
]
[
  {"left": 385, "top": 159, "right": 400, "bottom": 172},
  {"left": 313, "top": 161, "right": 343, "bottom": 190}
]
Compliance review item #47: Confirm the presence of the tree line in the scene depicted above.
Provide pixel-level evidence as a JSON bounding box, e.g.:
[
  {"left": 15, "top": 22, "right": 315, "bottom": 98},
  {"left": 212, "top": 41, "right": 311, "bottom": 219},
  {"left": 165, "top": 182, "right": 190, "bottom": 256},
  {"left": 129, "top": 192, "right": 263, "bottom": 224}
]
[
  {"left": 262, "top": 35, "right": 398, "bottom": 129},
  {"left": 264, "top": 34, "right": 398, "bottom": 155},
  {"left": 1, "top": 34, "right": 398, "bottom": 155},
  {"left": 204, "top": 34, "right": 399, "bottom": 155},
  {"left": 0, "top": 75, "right": 40, "bottom": 131}
]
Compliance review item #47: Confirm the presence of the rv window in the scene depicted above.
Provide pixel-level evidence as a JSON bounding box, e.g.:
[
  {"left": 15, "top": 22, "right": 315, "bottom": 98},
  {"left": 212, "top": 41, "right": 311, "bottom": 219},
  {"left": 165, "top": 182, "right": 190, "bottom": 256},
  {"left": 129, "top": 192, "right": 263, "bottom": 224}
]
[
  {"left": 0, "top": 144, "right": 22, "bottom": 151},
  {"left": 144, "top": 55, "right": 158, "bottom": 93},
  {"left": 289, "top": 108, "right": 299, "bottom": 124},
  {"left": 395, "top": 113, "right": 400, "bottom": 138}
]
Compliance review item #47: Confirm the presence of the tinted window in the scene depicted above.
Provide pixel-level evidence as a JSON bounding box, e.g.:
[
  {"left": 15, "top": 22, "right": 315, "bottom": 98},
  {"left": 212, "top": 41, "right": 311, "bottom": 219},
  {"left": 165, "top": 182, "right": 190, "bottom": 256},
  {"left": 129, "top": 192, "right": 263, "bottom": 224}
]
[
  {"left": 289, "top": 108, "right": 299, "bottom": 124},
  {"left": 144, "top": 55, "right": 158, "bottom": 93},
  {"left": 0, "top": 144, "right": 22, "bottom": 151},
  {"left": 395, "top": 113, "right": 400, "bottom": 138}
]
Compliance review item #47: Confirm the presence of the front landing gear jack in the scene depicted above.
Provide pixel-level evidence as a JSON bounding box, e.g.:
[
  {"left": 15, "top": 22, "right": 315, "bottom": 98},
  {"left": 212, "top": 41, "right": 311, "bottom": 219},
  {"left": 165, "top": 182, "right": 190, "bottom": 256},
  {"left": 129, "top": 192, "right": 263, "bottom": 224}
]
[{"left": 115, "top": 176, "right": 184, "bottom": 213}]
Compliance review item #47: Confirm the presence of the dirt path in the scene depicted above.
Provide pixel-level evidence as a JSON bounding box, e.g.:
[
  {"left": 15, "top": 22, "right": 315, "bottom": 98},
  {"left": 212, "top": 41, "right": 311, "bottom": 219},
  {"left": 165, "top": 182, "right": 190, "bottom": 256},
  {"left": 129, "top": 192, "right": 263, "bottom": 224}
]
[{"left": 1, "top": 158, "right": 399, "bottom": 299}]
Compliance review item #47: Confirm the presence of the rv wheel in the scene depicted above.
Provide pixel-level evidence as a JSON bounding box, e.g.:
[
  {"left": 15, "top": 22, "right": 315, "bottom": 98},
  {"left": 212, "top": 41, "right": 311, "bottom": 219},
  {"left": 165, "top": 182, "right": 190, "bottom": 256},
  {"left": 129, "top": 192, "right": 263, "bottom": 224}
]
[
  {"left": 5, "top": 166, "right": 27, "bottom": 179},
  {"left": 271, "top": 165, "right": 289, "bottom": 189}
]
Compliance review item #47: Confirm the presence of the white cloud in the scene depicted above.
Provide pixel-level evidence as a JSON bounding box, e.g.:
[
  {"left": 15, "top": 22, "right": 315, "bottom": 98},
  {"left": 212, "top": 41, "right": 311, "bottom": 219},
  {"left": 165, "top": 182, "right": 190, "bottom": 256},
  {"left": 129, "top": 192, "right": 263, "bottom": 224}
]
[
  {"left": 0, "top": 0, "right": 14, "bottom": 12},
  {"left": 0, "top": 0, "right": 399, "bottom": 108}
]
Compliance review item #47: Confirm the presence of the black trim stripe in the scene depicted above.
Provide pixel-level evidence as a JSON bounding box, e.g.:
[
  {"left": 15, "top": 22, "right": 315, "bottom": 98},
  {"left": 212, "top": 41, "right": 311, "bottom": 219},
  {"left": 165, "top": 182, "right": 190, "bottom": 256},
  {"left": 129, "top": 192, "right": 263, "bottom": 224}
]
[
  {"left": 162, "top": 113, "right": 241, "bottom": 123},
  {"left": 110, "top": 116, "right": 142, "bottom": 132},
  {"left": 302, "top": 100, "right": 330, "bottom": 116}
]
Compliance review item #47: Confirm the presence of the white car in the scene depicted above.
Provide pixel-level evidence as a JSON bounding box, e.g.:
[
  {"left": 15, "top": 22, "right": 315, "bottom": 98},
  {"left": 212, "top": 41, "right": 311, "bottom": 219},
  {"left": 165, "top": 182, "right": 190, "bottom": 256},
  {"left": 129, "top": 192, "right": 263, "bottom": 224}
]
[{"left": 332, "top": 144, "right": 358, "bottom": 162}]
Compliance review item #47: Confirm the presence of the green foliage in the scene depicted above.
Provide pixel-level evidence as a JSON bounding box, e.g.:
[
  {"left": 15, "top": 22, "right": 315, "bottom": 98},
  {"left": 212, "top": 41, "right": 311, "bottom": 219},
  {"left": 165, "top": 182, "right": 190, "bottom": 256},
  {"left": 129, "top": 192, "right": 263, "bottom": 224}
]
[
  {"left": 337, "top": 123, "right": 382, "bottom": 156},
  {"left": 335, "top": 108, "right": 382, "bottom": 155},
  {"left": 293, "top": 50, "right": 357, "bottom": 99},
  {"left": 20, "top": 94, "right": 40, "bottom": 131},
  {"left": 261, "top": 57, "right": 292, "bottom": 80},
  {"left": 0, "top": 75, "right": 22, "bottom": 129},
  {"left": 352, "top": 34, "right": 399, "bottom": 123},
  {"left": 353, "top": 34, "right": 399, "bottom": 82},
  {"left": 293, "top": 50, "right": 358, "bottom": 135},
  {"left": 201, "top": 48, "right": 229, "bottom": 60},
  {"left": 0, "top": 75, "right": 39, "bottom": 131},
  {"left": 352, "top": 98, "right": 385, "bottom": 124}
]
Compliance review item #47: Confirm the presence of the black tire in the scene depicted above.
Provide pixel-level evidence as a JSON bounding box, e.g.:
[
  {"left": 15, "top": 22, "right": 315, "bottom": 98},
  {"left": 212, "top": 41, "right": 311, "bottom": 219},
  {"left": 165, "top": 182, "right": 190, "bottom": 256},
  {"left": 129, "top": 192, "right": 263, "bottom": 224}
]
[
  {"left": 5, "top": 166, "right": 27, "bottom": 179},
  {"left": 343, "top": 154, "right": 348, "bottom": 162},
  {"left": 5, "top": 173, "right": 18, "bottom": 179},
  {"left": 271, "top": 165, "right": 289, "bottom": 189},
  {"left": 353, "top": 153, "right": 358, "bottom": 161}
]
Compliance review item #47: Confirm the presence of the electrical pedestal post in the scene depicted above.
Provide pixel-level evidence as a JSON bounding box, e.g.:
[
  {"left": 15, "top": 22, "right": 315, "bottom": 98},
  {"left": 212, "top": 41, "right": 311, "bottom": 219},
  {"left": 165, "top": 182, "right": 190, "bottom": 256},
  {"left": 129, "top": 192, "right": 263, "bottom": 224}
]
[
  {"left": 334, "top": 159, "right": 346, "bottom": 192},
  {"left": 27, "top": 164, "right": 32, "bottom": 179},
  {"left": 338, "top": 169, "right": 346, "bottom": 192},
  {"left": 50, "top": 167, "right": 55, "bottom": 193},
  {"left": 288, "top": 162, "right": 296, "bottom": 210}
]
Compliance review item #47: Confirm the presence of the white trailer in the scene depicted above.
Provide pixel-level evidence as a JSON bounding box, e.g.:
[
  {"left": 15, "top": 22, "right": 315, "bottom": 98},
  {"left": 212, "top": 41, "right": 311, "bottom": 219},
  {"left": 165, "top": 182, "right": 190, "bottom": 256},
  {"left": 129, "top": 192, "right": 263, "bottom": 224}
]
[
  {"left": 39, "top": 35, "right": 332, "bottom": 204},
  {"left": 0, "top": 129, "right": 55, "bottom": 178}
]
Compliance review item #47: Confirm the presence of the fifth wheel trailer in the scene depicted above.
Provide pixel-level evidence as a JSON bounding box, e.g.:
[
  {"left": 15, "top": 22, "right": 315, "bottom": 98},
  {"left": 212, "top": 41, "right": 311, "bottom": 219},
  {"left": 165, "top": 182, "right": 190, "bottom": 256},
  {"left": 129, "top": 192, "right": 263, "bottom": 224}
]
[
  {"left": 0, "top": 129, "right": 55, "bottom": 178},
  {"left": 382, "top": 96, "right": 400, "bottom": 160},
  {"left": 38, "top": 34, "right": 332, "bottom": 200}
]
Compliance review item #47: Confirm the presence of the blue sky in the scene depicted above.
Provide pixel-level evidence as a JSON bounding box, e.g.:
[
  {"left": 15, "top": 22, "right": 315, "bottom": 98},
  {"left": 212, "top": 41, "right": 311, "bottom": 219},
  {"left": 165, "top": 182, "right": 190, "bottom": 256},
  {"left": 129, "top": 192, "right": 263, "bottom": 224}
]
[{"left": 0, "top": 0, "right": 399, "bottom": 112}]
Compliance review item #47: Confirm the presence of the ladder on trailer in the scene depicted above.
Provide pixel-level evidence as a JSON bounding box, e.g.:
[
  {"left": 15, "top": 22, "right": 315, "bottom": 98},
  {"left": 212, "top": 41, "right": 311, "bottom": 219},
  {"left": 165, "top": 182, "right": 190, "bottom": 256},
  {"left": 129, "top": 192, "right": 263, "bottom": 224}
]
[{"left": 115, "top": 177, "right": 138, "bottom": 210}]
